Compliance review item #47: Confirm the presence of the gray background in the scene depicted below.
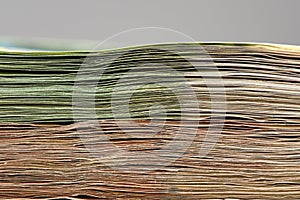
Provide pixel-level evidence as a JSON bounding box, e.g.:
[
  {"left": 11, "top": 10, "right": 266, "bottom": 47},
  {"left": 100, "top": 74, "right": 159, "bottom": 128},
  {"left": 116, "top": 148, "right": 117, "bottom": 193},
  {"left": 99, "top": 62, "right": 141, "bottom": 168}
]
[{"left": 0, "top": 0, "right": 299, "bottom": 45}]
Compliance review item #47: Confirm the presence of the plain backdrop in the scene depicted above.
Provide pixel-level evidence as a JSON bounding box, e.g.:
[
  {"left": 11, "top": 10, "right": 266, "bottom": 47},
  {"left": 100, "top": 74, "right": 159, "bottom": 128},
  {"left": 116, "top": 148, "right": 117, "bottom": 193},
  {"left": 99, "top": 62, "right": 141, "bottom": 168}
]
[{"left": 0, "top": 0, "right": 299, "bottom": 45}]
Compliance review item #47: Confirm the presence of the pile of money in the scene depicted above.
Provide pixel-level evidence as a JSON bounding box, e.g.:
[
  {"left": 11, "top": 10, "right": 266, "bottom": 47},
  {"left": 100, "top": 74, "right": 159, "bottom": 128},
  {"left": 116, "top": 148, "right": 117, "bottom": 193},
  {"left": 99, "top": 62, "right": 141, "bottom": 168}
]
[{"left": 0, "top": 42, "right": 299, "bottom": 199}]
